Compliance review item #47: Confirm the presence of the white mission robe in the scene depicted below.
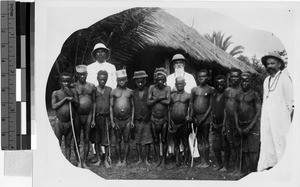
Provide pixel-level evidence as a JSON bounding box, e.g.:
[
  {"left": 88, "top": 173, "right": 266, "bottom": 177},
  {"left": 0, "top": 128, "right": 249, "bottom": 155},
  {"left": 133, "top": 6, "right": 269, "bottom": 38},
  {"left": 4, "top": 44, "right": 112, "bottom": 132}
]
[{"left": 257, "top": 70, "right": 294, "bottom": 171}]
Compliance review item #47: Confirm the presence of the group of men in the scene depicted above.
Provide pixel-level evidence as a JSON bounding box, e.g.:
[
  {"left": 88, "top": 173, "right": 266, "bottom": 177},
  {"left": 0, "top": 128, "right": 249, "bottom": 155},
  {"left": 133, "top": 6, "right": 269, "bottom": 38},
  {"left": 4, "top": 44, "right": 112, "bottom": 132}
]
[{"left": 51, "top": 43, "right": 294, "bottom": 177}]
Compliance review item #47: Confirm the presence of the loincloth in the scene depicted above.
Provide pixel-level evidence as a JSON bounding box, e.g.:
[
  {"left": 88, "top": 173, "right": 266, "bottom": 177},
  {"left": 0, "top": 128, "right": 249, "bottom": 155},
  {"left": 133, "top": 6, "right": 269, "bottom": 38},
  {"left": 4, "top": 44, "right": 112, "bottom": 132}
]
[
  {"left": 135, "top": 120, "right": 153, "bottom": 145},
  {"left": 224, "top": 116, "right": 240, "bottom": 146},
  {"left": 238, "top": 120, "right": 260, "bottom": 152},
  {"left": 169, "top": 119, "right": 185, "bottom": 133},
  {"left": 151, "top": 115, "right": 167, "bottom": 127},
  {"left": 211, "top": 115, "right": 223, "bottom": 134},
  {"left": 54, "top": 117, "right": 71, "bottom": 135}
]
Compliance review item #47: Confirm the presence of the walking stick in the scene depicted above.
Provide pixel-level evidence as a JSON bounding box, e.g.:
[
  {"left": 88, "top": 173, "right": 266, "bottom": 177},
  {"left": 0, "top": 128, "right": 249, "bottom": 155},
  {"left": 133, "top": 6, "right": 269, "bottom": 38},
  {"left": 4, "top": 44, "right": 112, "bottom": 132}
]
[
  {"left": 106, "top": 117, "right": 112, "bottom": 164},
  {"left": 69, "top": 102, "right": 82, "bottom": 167},
  {"left": 190, "top": 123, "right": 198, "bottom": 168},
  {"left": 239, "top": 137, "right": 243, "bottom": 173}
]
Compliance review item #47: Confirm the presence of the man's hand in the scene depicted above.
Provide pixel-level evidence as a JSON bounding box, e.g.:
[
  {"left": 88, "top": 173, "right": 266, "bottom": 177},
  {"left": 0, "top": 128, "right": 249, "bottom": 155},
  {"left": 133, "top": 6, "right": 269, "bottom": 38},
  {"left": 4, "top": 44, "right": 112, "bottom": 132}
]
[
  {"left": 242, "top": 127, "right": 250, "bottom": 135},
  {"left": 237, "top": 126, "right": 243, "bottom": 135},
  {"left": 65, "top": 96, "right": 73, "bottom": 102},
  {"left": 222, "top": 126, "right": 226, "bottom": 136},
  {"left": 111, "top": 121, "right": 118, "bottom": 130},
  {"left": 130, "top": 121, "right": 134, "bottom": 129},
  {"left": 91, "top": 120, "right": 96, "bottom": 128}
]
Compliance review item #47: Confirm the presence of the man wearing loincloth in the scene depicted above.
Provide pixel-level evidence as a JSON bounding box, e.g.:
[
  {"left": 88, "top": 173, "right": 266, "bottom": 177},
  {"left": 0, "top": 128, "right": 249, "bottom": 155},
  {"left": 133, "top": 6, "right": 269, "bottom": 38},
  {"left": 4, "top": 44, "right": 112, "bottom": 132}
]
[
  {"left": 222, "top": 68, "right": 242, "bottom": 175},
  {"left": 52, "top": 72, "right": 79, "bottom": 162},
  {"left": 93, "top": 70, "right": 112, "bottom": 168},
  {"left": 211, "top": 75, "right": 227, "bottom": 171},
  {"left": 147, "top": 68, "right": 171, "bottom": 167},
  {"left": 236, "top": 72, "right": 261, "bottom": 175},
  {"left": 132, "top": 70, "right": 153, "bottom": 166},
  {"left": 169, "top": 76, "right": 191, "bottom": 167},
  {"left": 110, "top": 69, "right": 134, "bottom": 167},
  {"left": 190, "top": 69, "right": 214, "bottom": 168},
  {"left": 73, "top": 65, "right": 96, "bottom": 168}
]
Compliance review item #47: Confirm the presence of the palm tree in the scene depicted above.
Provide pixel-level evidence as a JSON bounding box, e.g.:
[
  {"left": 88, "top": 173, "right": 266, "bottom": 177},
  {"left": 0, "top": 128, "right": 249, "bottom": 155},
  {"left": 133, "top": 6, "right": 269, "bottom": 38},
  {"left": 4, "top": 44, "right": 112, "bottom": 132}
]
[{"left": 204, "top": 31, "right": 244, "bottom": 56}]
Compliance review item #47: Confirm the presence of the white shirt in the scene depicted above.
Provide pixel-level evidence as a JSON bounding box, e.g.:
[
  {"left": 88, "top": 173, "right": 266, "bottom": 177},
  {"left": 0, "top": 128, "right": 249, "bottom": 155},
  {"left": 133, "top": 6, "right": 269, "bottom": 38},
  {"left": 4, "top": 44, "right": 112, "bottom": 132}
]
[
  {"left": 86, "top": 61, "right": 117, "bottom": 89},
  {"left": 167, "top": 72, "right": 197, "bottom": 93}
]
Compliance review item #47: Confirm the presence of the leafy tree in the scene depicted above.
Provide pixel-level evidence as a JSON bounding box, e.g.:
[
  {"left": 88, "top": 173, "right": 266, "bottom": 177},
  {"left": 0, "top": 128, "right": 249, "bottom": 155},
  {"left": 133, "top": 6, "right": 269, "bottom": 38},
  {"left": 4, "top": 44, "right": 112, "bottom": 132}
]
[{"left": 204, "top": 31, "right": 244, "bottom": 56}]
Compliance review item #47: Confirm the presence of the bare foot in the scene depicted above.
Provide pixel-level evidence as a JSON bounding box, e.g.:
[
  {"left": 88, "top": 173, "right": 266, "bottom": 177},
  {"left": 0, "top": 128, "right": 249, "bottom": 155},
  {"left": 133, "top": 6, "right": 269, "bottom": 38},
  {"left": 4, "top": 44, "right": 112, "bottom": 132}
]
[
  {"left": 199, "top": 162, "right": 210, "bottom": 168},
  {"left": 104, "top": 161, "right": 112, "bottom": 168},
  {"left": 145, "top": 160, "right": 151, "bottom": 166},
  {"left": 219, "top": 167, "right": 228, "bottom": 172},
  {"left": 195, "top": 162, "right": 204, "bottom": 168},
  {"left": 91, "top": 155, "right": 98, "bottom": 163},
  {"left": 93, "top": 160, "right": 101, "bottom": 166},
  {"left": 134, "top": 160, "right": 142, "bottom": 166},
  {"left": 116, "top": 161, "right": 122, "bottom": 168},
  {"left": 213, "top": 165, "right": 223, "bottom": 171},
  {"left": 82, "top": 163, "right": 90, "bottom": 169},
  {"left": 121, "top": 161, "right": 127, "bottom": 167}
]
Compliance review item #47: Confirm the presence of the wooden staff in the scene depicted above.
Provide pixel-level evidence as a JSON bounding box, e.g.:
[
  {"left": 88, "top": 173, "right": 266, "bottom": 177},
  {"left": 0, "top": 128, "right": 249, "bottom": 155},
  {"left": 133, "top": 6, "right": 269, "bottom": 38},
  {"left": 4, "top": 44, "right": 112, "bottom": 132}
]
[{"left": 69, "top": 102, "right": 81, "bottom": 167}]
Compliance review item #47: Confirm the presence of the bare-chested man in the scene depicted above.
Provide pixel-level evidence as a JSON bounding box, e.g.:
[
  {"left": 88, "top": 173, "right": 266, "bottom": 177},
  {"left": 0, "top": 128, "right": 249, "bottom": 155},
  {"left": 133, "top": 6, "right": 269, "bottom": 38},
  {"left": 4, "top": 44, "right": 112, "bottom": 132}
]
[
  {"left": 93, "top": 70, "right": 112, "bottom": 168},
  {"left": 147, "top": 68, "right": 171, "bottom": 167},
  {"left": 169, "top": 76, "right": 190, "bottom": 167},
  {"left": 190, "top": 69, "right": 214, "bottom": 168},
  {"left": 211, "top": 75, "right": 227, "bottom": 171},
  {"left": 236, "top": 72, "right": 261, "bottom": 175},
  {"left": 52, "top": 72, "right": 79, "bottom": 162},
  {"left": 73, "top": 65, "right": 96, "bottom": 168},
  {"left": 110, "top": 69, "right": 134, "bottom": 167},
  {"left": 222, "top": 68, "right": 242, "bottom": 175}
]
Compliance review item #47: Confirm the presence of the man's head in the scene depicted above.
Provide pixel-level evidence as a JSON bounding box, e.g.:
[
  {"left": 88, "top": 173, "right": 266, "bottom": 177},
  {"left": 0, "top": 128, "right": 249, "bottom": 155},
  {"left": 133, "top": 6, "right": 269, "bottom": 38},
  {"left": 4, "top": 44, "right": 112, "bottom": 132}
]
[
  {"left": 116, "top": 69, "right": 128, "bottom": 88},
  {"left": 133, "top": 70, "right": 148, "bottom": 90},
  {"left": 154, "top": 67, "right": 167, "bottom": 88},
  {"left": 175, "top": 76, "right": 186, "bottom": 92},
  {"left": 75, "top": 65, "right": 87, "bottom": 83},
  {"left": 59, "top": 72, "right": 73, "bottom": 88},
  {"left": 197, "top": 69, "right": 209, "bottom": 86},
  {"left": 241, "top": 72, "right": 252, "bottom": 92},
  {"left": 97, "top": 70, "right": 108, "bottom": 88},
  {"left": 229, "top": 68, "right": 242, "bottom": 87},
  {"left": 91, "top": 43, "right": 110, "bottom": 63},
  {"left": 261, "top": 52, "right": 285, "bottom": 76},
  {"left": 214, "top": 75, "right": 226, "bottom": 92},
  {"left": 171, "top": 54, "right": 187, "bottom": 76}
]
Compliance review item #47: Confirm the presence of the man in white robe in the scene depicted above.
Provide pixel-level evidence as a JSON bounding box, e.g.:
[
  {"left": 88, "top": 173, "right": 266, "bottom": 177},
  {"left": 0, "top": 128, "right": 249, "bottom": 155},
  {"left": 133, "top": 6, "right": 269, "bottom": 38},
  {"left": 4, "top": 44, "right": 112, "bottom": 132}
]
[{"left": 257, "top": 52, "right": 294, "bottom": 172}]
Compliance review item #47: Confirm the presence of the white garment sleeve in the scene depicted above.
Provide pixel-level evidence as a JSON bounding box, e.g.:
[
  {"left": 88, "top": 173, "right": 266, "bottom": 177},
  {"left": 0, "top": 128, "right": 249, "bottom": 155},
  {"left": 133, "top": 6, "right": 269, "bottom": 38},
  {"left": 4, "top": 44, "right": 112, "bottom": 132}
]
[
  {"left": 110, "top": 65, "right": 117, "bottom": 89},
  {"left": 283, "top": 74, "right": 294, "bottom": 114}
]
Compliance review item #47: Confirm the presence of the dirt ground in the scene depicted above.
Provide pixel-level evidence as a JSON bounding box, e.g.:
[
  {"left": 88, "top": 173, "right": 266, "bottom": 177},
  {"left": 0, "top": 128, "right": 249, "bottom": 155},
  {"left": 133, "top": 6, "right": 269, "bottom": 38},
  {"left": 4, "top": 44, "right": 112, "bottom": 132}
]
[{"left": 48, "top": 112, "right": 243, "bottom": 180}]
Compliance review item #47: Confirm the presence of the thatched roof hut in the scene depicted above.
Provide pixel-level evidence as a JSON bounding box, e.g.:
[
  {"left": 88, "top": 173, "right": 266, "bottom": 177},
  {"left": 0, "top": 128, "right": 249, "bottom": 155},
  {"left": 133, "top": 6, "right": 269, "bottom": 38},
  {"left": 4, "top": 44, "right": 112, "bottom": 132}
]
[{"left": 46, "top": 7, "right": 256, "bottom": 108}]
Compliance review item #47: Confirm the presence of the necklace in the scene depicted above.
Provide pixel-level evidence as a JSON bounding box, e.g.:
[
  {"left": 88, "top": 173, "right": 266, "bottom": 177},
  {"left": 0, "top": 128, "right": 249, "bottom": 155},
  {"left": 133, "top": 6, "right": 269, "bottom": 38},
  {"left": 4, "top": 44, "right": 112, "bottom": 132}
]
[{"left": 266, "top": 71, "right": 281, "bottom": 99}]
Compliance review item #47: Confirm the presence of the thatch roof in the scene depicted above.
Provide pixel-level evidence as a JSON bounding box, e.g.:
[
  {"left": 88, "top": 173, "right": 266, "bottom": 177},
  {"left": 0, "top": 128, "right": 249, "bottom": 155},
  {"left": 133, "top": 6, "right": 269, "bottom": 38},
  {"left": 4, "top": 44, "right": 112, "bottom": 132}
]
[{"left": 55, "top": 7, "right": 256, "bottom": 74}]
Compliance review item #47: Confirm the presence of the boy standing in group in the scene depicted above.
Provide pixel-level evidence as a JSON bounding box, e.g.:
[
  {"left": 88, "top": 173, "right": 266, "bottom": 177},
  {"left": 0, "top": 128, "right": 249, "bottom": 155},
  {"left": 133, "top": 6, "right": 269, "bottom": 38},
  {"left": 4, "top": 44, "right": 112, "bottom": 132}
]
[
  {"left": 169, "top": 76, "right": 191, "bottom": 166},
  {"left": 190, "top": 69, "right": 214, "bottom": 168},
  {"left": 211, "top": 75, "right": 227, "bottom": 171},
  {"left": 222, "top": 68, "right": 242, "bottom": 175},
  {"left": 73, "top": 65, "right": 96, "bottom": 169},
  {"left": 110, "top": 69, "right": 134, "bottom": 167},
  {"left": 93, "top": 70, "right": 112, "bottom": 168},
  {"left": 52, "top": 72, "right": 79, "bottom": 162},
  {"left": 147, "top": 68, "right": 171, "bottom": 168},
  {"left": 236, "top": 72, "right": 261, "bottom": 175},
  {"left": 132, "top": 70, "right": 153, "bottom": 166}
]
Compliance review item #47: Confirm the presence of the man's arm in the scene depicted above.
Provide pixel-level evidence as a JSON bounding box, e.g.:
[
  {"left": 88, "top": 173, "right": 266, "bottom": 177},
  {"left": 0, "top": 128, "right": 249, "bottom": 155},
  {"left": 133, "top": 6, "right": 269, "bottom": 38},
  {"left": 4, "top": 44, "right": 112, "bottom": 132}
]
[
  {"left": 147, "top": 85, "right": 158, "bottom": 107},
  {"left": 201, "top": 87, "right": 214, "bottom": 122},
  {"left": 91, "top": 85, "right": 96, "bottom": 128},
  {"left": 160, "top": 86, "right": 171, "bottom": 105},
  {"left": 130, "top": 90, "right": 135, "bottom": 128},
  {"left": 109, "top": 90, "right": 116, "bottom": 128},
  {"left": 51, "top": 91, "right": 69, "bottom": 110},
  {"left": 189, "top": 88, "right": 195, "bottom": 118},
  {"left": 244, "top": 92, "right": 261, "bottom": 133},
  {"left": 283, "top": 74, "right": 294, "bottom": 117}
]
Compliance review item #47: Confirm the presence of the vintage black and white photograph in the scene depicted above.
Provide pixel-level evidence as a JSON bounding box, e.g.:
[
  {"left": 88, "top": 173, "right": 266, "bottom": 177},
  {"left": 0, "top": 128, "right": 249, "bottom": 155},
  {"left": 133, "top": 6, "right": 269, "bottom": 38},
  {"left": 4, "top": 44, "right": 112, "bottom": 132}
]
[{"left": 35, "top": 1, "right": 298, "bottom": 185}]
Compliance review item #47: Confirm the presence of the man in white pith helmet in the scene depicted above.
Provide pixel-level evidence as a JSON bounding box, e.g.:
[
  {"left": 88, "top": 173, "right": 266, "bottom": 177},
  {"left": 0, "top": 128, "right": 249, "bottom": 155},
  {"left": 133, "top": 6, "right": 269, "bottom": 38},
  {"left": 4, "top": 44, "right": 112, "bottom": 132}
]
[
  {"left": 167, "top": 54, "right": 197, "bottom": 94},
  {"left": 87, "top": 43, "right": 117, "bottom": 89}
]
